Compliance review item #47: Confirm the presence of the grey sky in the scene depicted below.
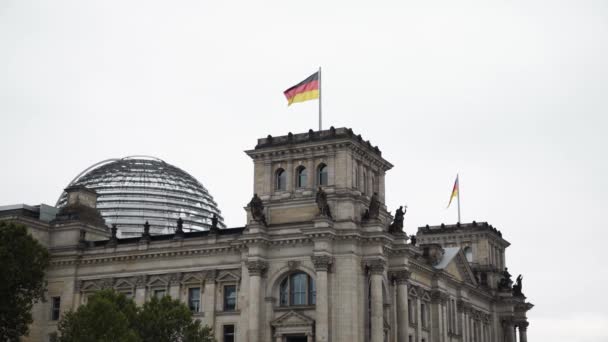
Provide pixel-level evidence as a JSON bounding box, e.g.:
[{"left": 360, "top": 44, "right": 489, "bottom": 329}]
[{"left": 1, "top": 1, "right": 607, "bottom": 340}]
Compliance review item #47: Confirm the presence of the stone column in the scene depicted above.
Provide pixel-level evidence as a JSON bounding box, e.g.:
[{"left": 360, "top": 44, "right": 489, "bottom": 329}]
[
  {"left": 368, "top": 259, "right": 385, "bottom": 342},
  {"left": 134, "top": 275, "right": 147, "bottom": 306},
  {"left": 286, "top": 159, "right": 294, "bottom": 192},
  {"left": 519, "top": 322, "right": 529, "bottom": 342},
  {"left": 168, "top": 273, "right": 182, "bottom": 300},
  {"left": 312, "top": 255, "right": 332, "bottom": 342},
  {"left": 203, "top": 271, "right": 216, "bottom": 328},
  {"left": 502, "top": 319, "right": 516, "bottom": 342},
  {"left": 247, "top": 260, "right": 267, "bottom": 342},
  {"left": 307, "top": 158, "right": 315, "bottom": 189},
  {"left": 390, "top": 270, "right": 410, "bottom": 342}
]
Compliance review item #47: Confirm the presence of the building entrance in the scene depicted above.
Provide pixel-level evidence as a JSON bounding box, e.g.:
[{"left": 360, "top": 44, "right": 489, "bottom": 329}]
[{"left": 285, "top": 336, "right": 307, "bottom": 342}]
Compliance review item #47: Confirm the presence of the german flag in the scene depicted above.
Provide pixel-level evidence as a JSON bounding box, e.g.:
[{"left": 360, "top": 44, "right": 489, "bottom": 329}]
[
  {"left": 283, "top": 72, "right": 319, "bottom": 106},
  {"left": 447, "top": 175, "right": 459, "bottom": 208}
]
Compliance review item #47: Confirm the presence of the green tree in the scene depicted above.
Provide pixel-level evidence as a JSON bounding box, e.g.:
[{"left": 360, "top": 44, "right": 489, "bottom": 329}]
[
  {"left": 56, "top": 290, "right": 140, "bottom": 342},
  {"left": 55, "top": 290, "right": 215, "bottom": 342},
  {"left": 0, "top": 221, "right": 50, "bottom": 341},
  {"left": 136, "top": 296, "right": 214, "bottom": 342}
]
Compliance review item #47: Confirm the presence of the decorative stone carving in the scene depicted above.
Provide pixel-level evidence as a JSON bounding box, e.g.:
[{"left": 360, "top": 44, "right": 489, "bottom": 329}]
[
  {"left": 518, "top": 321, "right": 529, "bottom": 331},
  {"left": 388, "top": 270, "right": 411, "bottom": 284},
  {"left": 513, "top": 274, "right": 524, "bottom": 297},
  {"left": 315, "top": 187, "right": 332, "bottom": 219},
  {"left": 174, "top": 217, "right": 184, "bottom": 238},
  {"left": 498, "top": 267, "right": 513, "bottom": 291},
  {"left": 108, "top": 224, "right": 118, "bottom": 246},
  {"left": 430, "top": 290, "right": 448, "bottom": 304},
  {"left": 210, "top": 213, "right": 220, "bottom": 233},
  {"left": 365, "top": 259, "right": 386, "bottom": 274},
  {"left": 311, "top": 255, "right": 333, "bottom": 272},
  {"left": 141, "top": 221, "right": 151, "bottom": 242},
  {"left": 135, "top": 275, "right": 147, "bottom": 288},
  {"left": 169, "top": 272, "right": 182, "bottom": 285},
  {"left": 247, "top": 260, "right": 268, "bottom": 276},
  {"left": 248, "top": 193, "right": 268, "bottom": 226},
  {"left": 287, "top": 260, "right": 300, "bottom": 270},
  {"left": 388, "top": 206, "right": 406, "bottom": 234}
]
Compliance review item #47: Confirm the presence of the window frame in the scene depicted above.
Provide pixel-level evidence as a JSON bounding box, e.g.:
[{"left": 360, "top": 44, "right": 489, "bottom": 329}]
[
  {"left": 296, "top": 166, "right": 307, "bottom": 188},
  {"left": 278, "top": 271, "right": 316, "bottom": 307},
  {"left": 223, "top": 324, "right": 235, "bottom": 342},
  {"left": 317, "top": 163, "right": 328, "bottom": 186},
  {"left": 188, "top": 287, "right": 201, "bottom": 313},
  {"left": 275, "top": 168, "right": 287, "bottom": 191},
  {"left": 50, "top": 296, "right": 61, "bottom": 321},
  {"left": 223, "top": 284, "right": 237, "bottom": 311}
]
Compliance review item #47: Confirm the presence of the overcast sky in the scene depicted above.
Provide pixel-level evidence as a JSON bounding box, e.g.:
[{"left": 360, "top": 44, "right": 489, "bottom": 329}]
[{"left": 1, "top": 0, "right": 607, "bottom": 340}]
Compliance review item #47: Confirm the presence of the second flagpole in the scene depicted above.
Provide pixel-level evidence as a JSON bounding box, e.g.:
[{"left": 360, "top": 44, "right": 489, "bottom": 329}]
[{"left": 318, "top": 66, "right": 322, "bottom": 131}]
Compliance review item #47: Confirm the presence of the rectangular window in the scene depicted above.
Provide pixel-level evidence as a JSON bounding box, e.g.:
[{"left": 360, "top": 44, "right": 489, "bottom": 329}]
[
  {"left": 224, "top": 285, "right": 236, "bottom": 311},
  {"left": 223, "top": 325, "right": 235, "bottom": 342},
  {"left": 188, "top": 288, "right": 201, "bottom": 313},
  {"left": 51, "top": 297, "right": 61, "bottom": 321},
  {"left": 154, "top": 289, "right": 166, "bottom": 299}
]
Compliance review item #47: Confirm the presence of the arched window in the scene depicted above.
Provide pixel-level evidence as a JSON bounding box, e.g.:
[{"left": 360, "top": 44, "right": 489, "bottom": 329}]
[
  {"left": 279, "top": 272, "right": 316, "bottom": 306},
  {"left": 317, "top": 164, "right": 328, "bottom": 186},
  {"left": 296, "top": 166, "right": 307, "bottom": 188},
  {"left": 464, "top": 247, "right": 473, "bottom": 262},
  {"left": 276, "top": 168, "right": 286, "bottom": 191}
]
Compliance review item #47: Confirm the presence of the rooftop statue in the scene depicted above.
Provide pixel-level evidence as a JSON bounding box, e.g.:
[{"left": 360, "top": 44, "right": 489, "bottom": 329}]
[
  {"left": 315, "top": 187, "right": 332, "bottom": 219},
  {"left": 248, "top": 193, "right": 268, "bottom": 226},
  {"left": 498, "top": 267, "right": 513, "bottom": 291},
  {"left": 389, "top": 205, "right": 406, "bottom": 233},
  {"left": 513, "top": 274, "right": 524, "bottom": 297}
]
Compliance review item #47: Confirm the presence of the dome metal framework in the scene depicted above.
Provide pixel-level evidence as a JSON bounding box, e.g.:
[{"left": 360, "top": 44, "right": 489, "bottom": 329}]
[{"left": 57, "top": 156, "right": 225, "bottom": 237}]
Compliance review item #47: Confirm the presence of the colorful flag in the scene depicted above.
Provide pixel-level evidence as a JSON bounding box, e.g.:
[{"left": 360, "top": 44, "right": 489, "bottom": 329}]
[
  {"left": 283, "top": 72, "right": 319, "bottom": 106},
  {"left": 447, "top": 175, "right": 459, "bottom": 208}
]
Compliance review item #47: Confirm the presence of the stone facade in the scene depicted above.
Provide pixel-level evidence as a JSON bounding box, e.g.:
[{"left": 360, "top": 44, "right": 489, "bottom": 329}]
[{"left": 0, "top": 127, "right": 532, "bottom": 342}]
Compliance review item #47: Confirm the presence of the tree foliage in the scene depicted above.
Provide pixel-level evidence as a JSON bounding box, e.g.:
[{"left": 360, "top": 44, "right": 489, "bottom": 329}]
[
  {"left": 55, "top": 290, "right": 140, "bottom": 342},
  {"left": 136, "top": 296, "right": 214, "bottom": 342},
  {"left": 56, "top": 290, "right": 215, "bottom": 342},
  {"left": 0, "top": 221, "right": 50, "bottom": 341}
]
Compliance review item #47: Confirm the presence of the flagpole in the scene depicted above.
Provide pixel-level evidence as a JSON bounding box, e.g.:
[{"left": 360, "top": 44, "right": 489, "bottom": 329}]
[
  {"left": 318, "top": 66, "right": 322, "bottom": 131},
  {"left": 457, "top": 173, "right": 461, "bottom": 223}
]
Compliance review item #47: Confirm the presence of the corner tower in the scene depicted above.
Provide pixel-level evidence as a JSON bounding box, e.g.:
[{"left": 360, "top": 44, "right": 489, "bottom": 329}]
[{"left": 245, "top": 127, "right": 393, "bottom": 227}]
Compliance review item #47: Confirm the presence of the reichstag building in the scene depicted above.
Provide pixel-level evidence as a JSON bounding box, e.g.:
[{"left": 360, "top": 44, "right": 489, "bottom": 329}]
[{"left": 0, "top": 127, "right": 532, "bottom": 342}]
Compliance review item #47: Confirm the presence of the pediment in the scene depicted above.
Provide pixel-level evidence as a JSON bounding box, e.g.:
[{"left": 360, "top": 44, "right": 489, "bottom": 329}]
[
  {"left": 82, "top": 282, "right": 100, "bottom": 292},
  {"left": 147, "top": 276, "right": 168, "bottom": 287},
  {"left": 181, "top": 273, "right": 204, "bottom": 285},
  {"left": 421, "top": 291, "right": 431, "bottom": 302},
  {"left": 217, "top": 271, "right": 240, "bottom": 283},
  {"left": 271, "top": 311, "right": 314, "bottom": 328},
  {"left": 408, "top": 287, "right": 418, "bottom": 297},
  {"left": 114, "top": 279, "right": 134, "bottom": 289}
]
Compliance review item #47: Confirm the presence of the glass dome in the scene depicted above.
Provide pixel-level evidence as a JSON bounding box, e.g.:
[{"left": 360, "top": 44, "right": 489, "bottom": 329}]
[{"left": 57, "top": 156, "right": 225, "bottom": 237}]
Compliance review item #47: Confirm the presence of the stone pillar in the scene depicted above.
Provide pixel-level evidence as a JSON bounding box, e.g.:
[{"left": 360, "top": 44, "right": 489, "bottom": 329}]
[
  {"left": 416, "top": 296, "right": 422, "bottom": 342},
  {"left": 134, "top": 275, "right": 147, "bottom": 306},
  {"left": 430, "top": 291, "right": 444, "bottom": 342},
  {"left": 502, "top": 319, "right": 516, "bottom": 342},
  {"left": 264, "top": 160, "right": 272, "bottom": 195},
  {"left": 286, "top": 159, "right": 294, "bottom": 192},
  {"left": 203, "top": 271, "right": 216, "bottom": 328},
  {"left": 247, "top": 260, "right": 267, "bottom": 342},
  {"left": 390, "top": 270, "right": 410, "bottom": 342},
  {"left": 312, "top": 255, "right": 332, "bottom": 342},
  {"left": 368, "top": 259, "right": 385, "bottom": 342},
  {"left": 168, "top": 273, "right": 181, "bottom": 300},
  {"left": 519, "top": 322, "right": 529, "bottom": 342},
  {"left": 307, "top": 158, "right": 315, "bottom": 189}
]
